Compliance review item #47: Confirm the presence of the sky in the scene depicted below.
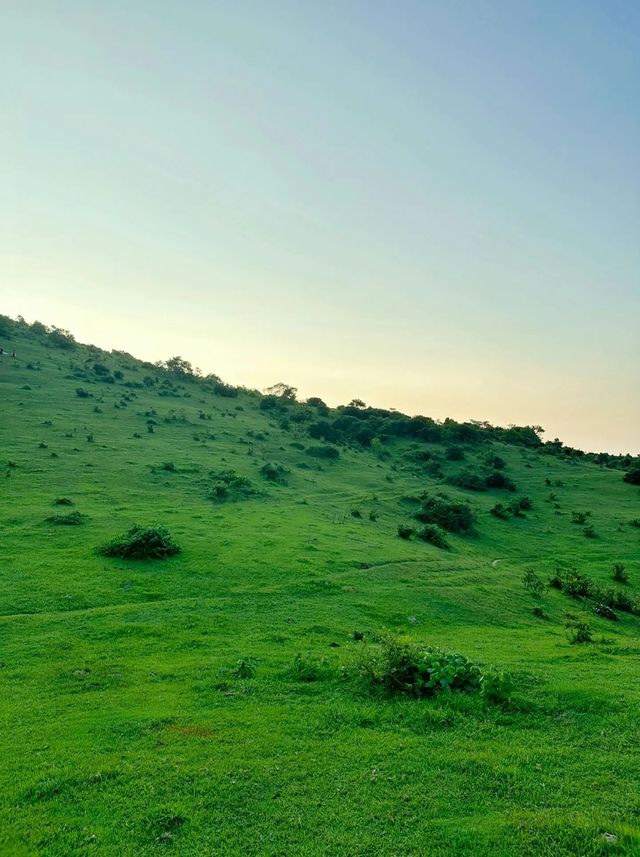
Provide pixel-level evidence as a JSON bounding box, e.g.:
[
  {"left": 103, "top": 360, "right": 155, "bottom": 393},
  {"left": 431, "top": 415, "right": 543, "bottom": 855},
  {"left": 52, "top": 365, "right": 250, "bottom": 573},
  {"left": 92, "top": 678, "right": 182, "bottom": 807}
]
[{"left": 2, "top": 0, "right": 639, "bottom": 454}]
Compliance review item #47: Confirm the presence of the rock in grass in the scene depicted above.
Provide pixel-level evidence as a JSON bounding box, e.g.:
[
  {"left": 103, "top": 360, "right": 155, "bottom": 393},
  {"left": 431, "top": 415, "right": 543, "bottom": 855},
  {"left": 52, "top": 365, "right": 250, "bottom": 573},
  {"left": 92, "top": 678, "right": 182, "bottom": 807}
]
[{"left": 98, "top": 524, "right": 181, "bottom": 560}]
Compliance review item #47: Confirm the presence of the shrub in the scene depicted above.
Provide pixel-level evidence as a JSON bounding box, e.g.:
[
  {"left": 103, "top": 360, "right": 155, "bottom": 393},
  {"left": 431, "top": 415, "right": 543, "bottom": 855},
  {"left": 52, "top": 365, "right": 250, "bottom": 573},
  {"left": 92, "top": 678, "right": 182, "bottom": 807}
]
[
  {"left": 485, "top": 471, "right": 517, "bottom": 491},
  {"left": 563, "top": 570, "right": 593, "bottom": 598},
  {"left": 532, "top": 606, "right": 546, "bottom": 619},
  {"left": 98, "top": 524, "right": 181, "bottom": 560},
  {"left": 53, "top": 497, "right": 73, "bottom": 506},
  {"left": 306, "top": 445, "right": 339, "bottom": 460},
  {"left": 571, "top": 511, "right": 590, "bottom": 525},
  {"left": 623, "top": 467, "right": 640, "bottom": 485},
  {"left": 448, "top": 470, "right": 486, "bottom": 492},
  {"left": 231, "top": 658, "right": 257, "bottom": 679},
  {"left": 289, "top": 653, "right": 329, "bottom": 682},
  {"left": 416, "top": 524, "right": 449, "bottom": 549},
  {"left": 612, "top": 563, "right": 629, "bottom": 584},
  {"left": 414, "top": 494, "right": 474, "bottom": 534},
  {"left": 351, "top": 636, "right": 509, "bottom": 702},
  {"left": 397, "top": 524, "right": 414, "bottom": 540},
  {"left": 445, "top": 445, "right": 465, "bottom": 461},
  {"left": 565, "top": 620, "right": 593, "bottom": 644},
  {"left": 548, "top": 572, "right": 563, "bottom": 590},
  {"left": 487, "top": 455, "right": 506, "bottom": 470},
  {"left": 593, "top": 603, "right": 618, "bottom": 621},
  {"left": 490, "top": 503, "right": 510, "bottom": 520},
  {"left": 75, "top": 388, "right": 91, "bottom": 398},
  {"left": 522, "top": 570, "right": 544, "bottom": 597},
  {"left": 161, "top": 462, "right": 177, "bottom": 472},
  {"left": 207, "top": 469, "right": 255, "bottom": 502},
  {"left": 260, "top": 462, "right": 288, "bottom": 484},
  {"left": 517, "top": 496, "right": 532, "bottom": 511},
  {"left": 45, "top": 511, "right": 87, "bottom": 526},
  {"left": 583, "top": 525, "right": 597, "bottom": 539}
]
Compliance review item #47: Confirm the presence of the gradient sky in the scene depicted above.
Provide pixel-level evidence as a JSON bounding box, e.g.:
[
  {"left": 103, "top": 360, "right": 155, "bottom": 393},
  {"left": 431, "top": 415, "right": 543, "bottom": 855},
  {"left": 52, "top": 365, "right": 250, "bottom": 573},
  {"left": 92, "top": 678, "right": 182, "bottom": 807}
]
[{"left": 2, "top": 1, "right": 639, "bottom": 453}]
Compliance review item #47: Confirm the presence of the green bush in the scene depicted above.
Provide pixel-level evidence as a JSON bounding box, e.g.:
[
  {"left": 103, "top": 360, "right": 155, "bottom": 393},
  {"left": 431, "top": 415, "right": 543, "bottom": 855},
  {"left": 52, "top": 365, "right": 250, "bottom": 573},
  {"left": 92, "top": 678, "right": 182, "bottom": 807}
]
[
  {"left": 207, "top": 469, "right": 255, "bottom": 502},
  {"left": 448, "top": 471, "right": 487, "bottom": 492},
  {"left": 306, "top": 445, "right": 339, "bottom": 460},
  {"left": 612, "top": 563, "right": 628, "bottom": 584},
  {"left": 565, "top": 619, "right": 593, "bottom": 644},
  {"left": 623, "top": 467, "right": 640, "bottom": 485},
  {"left": 490, "top": 503, "right": 510, "bottom": 520},
  {"left": 45, "top": 511, "right": 87, "bottom": 526},
  {"left": 416, "top": 524, "right": 449, "bottom": 549},
  {"left": 260, "top": 462, "right": 288, "bottom": 484},
  {"left": 414, "top": 494, "right": 474, "bottom": 534},
  {"left": 593, "top": 603, "right": 618, "bottom": 621},
  {"left": 563, "top": 570, "right": 593, "bottom": 598},
  {"left": 53, "top": 497, "right": 74, "bottom": 506},
  {"left": 571, "top": 511, "right": 590, "bottom": 525},
  {"left": 98, "top": 525, "right": 181, "bottom": 560},
  {"left": 445, "top": 445, "right": 465, "bottom": 461},
  {"left": 397, "top": 524, "right": 414, "bottom": 539},
  {"left": 522, "top": 570, "right": 544, "bottom": 597},
  {"left": 351, "top": 636, "right": 510, "bottom": 703}
]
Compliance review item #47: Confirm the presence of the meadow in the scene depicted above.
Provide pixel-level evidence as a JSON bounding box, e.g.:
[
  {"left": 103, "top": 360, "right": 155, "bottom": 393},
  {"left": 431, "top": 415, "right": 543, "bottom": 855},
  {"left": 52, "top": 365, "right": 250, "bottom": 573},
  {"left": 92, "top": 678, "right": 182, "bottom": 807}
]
[{"left": 0, "top": 318, "right": 638, "bottom": 856}]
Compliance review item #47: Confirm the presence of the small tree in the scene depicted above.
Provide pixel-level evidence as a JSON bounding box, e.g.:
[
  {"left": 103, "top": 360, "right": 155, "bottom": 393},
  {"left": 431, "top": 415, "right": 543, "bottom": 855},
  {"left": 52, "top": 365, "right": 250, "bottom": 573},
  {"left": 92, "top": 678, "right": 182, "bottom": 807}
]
[{"left": 522, "top": 570, "right": 544, "bottom": 598}]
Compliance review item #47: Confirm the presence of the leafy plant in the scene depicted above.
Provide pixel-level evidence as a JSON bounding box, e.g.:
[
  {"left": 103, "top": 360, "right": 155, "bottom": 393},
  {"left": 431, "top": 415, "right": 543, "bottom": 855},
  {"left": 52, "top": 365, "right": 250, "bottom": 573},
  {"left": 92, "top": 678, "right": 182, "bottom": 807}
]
[
  {"left": 45, "top": 511, "right": 87, "bottom": 526},
  {"left": 565, "top": 619, "right": 593, "bottom": 644},
  {"left": 98, "top": 525, "right": 181, "bottom": 560},
  {"left": 522, "top": 570, "right": 544, "bottom": 597},
  {"left": 414, "top": 494, "right": 474, "bottom": 534},
  {"left": 260, "top": 462, "right": 288, "bottom": 484},
  {"left": 397, "top": 524, "right": 414, "bottom": 539},
  {"left": 416, "top": 524, "right": 449, "bottom": 549},
  {"left": 612, "top": 563, "right": 628, "bottom": 584}
]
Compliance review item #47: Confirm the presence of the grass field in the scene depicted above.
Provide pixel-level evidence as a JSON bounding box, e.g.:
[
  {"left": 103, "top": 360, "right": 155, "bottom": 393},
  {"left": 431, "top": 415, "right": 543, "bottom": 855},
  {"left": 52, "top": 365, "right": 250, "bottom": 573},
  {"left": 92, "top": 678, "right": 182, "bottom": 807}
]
[{"left": 1, "top": 319, "right": 639, "bottom": 856}]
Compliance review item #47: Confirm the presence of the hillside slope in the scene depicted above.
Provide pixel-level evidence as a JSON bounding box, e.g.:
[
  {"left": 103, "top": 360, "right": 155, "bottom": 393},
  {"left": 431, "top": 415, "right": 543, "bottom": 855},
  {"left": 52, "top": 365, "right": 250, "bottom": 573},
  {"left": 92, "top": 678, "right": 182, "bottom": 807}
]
[{"left": 1, "top": 318, "right": 639, "bottom": 856}]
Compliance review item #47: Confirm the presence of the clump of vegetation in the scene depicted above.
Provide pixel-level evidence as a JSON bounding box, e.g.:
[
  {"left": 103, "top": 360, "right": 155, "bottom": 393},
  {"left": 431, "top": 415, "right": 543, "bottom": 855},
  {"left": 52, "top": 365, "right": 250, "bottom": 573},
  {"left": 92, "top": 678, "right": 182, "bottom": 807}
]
[
  {"left": 522, "top": 569, "right": 544, "bottom": 597},
  {"left": 448, "top": 470, "right": 487, "bottom": 492},
  {"left": 260, "top": 462, "right": 288, "bottom": 484},
  {"left": 98, "top": 524, "right": 181, "bottom": 560},
  {"left": 583, "top": 524, "right": 597, "bottom": 539},
  {"left": 397, "top": 524, "right": 414, "bottom": 539},
  {"left": 231, "top": 658, "right": 257, "bottom": 679},
  {"left": 565, "top": 619, "right": 593, "bottom": 644},
  {"left": 490, "top": 503, "right": 510, "bottom": 520},
  {"left": 350, "top": 636, "right": 512, "bottom": 703},
  {"left": 288, "top": 653, "right": 330, "bottom": 683},
  {"left": 593, "top": 603, "right": 618, "bottom": 621},
  {"left": 445, "top": 445, "right": 465, "bottom": 461},
  {"left": 53, "top": 497, "right": 73, "bottom": 506},
  {"left": 207, "top": 469, "right": 255, "bottom": 502},
  {"left": 622, "top": 466, "right": 640, "bottom": 485},
  {"left": 562, "top": 570, "right": 593, "bottom": 598},
  {"left": 45, "top": 511, "right": 87, "bottom": 526},
  {"left": 414, "top": 493, "right": 474, "bottom": 534},
  {"left": 161, "top": 462, "right": 177, "bottom": 472},
  {"left": 75, "top": 388, "right": 91, "bottom": 398},
  {"left": 612, "top": 563, "right": 628, "bottom": 584},
  {"left": 485, "top": 471, "right": 517, "bottom": 491},
  {"left": 571, "top": 511, "right": 591, "bottom": 525},
  {"left": 306, "top": 445, "right": 339, "bottom": 460},
  {"left": 416, "top": 524, "right": 449, "bottom": 549}
]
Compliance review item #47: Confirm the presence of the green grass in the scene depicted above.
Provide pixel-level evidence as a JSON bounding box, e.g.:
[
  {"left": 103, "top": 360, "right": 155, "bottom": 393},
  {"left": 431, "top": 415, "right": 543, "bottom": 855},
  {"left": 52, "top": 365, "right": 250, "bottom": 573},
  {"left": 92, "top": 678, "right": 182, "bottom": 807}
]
[{"left": 0, "top": 322, "right": 639, "bottom": 856}]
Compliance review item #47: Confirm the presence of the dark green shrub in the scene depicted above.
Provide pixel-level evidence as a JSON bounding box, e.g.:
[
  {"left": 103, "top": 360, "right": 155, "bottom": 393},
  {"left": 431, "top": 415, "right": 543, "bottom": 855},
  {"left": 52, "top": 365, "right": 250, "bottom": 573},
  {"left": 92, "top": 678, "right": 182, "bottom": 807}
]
[
  {"left": 207, "top": 469, "right": 255, "bottom": 502},
  {"left": 414, "top": 494, "right": 474, "bottom": 534},
  {"left": 485, "top": 471, "right": 517, "bottom": 491},
  {"left": 563, "top": 570, "right": 593, "bottom": 598},
  {"left": 549, "top": 573, "right": 563, "bottom": 590},
  {"left": 517, "top": 496, "right": 532, "bottom": 511},
  {"left": 98, "top": 524, "right": 180, "bottom": 559},
  {"left": 565, "top": 620, "right": 593, "bottom": 644},
  {"left": 306, "top": 445, "right": 339, "bottom": 460},
  {"left": 289, "top": 653, "right": 329, "bottom": 682},
  {"left": 532, "top": 606, "right": 546, "bottom": 619},
  {"left": 351, "top": 636, "right": 509, "bottom": 702},
  {"left": 416, "top": 524, "right": 449, "bottom": 549},
  {"left": 612, "top": 563, "right": 628, "bottom": 584},
  {"left": 445, "top": 445, "right": 465, "bottom": 461},
  {"left": 231, "top": 658, "right": 257, "bottom": 679},
  {"left": 623, "top": 467, "right": 640, "bottom": 485},
  {"left": 53, "top": 497, "right": 73, "bottom": 506},
  {"left": 75, "top": 388, "right": 91, "bottom": 398},
  {"left": 45, "top": 511, "right": 87, "bottom": 526},
  {"left": 490, "top": 503, "right": 510, "bottom": 520},
  {"left": 593, "top": 603, "right": 618, "bottom": 621},
  {"left": 448, "top": 471, "right": 486, "bottom": 492},
  {"left": 260, "top": 462, "right": 288, "bottom": 484},
  {"left": 487, "top": 455, "right": 506, "bottom": 470},
  {"left": 397, "top": 524, "right": 414, "bottom": 539},
  {"left": 522, "top": 570, "right": 544, "bottom": 597},
  {"left": 583, "top": 525, "right": 597, "bottom": 539},
  {"left": 571, "top": 511, "right": 590, "bottom": 525},
  {"left": 161, "top": 462, "right": 177, "bottom": 472}
]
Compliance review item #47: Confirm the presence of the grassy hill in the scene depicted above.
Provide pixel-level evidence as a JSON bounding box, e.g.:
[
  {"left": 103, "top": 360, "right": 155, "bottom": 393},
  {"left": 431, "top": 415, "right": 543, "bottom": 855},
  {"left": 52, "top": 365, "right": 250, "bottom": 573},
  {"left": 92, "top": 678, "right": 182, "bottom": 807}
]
[{"left": 1, "top": 317, "right": 639, "bottom": 856}]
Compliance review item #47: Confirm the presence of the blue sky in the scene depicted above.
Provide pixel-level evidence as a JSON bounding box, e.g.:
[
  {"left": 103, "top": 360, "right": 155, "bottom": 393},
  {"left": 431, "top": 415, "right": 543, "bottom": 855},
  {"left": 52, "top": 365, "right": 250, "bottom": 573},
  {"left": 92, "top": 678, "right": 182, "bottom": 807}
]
[{"left": 2, "top": 1, "right": 639, "bottom": 452}]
